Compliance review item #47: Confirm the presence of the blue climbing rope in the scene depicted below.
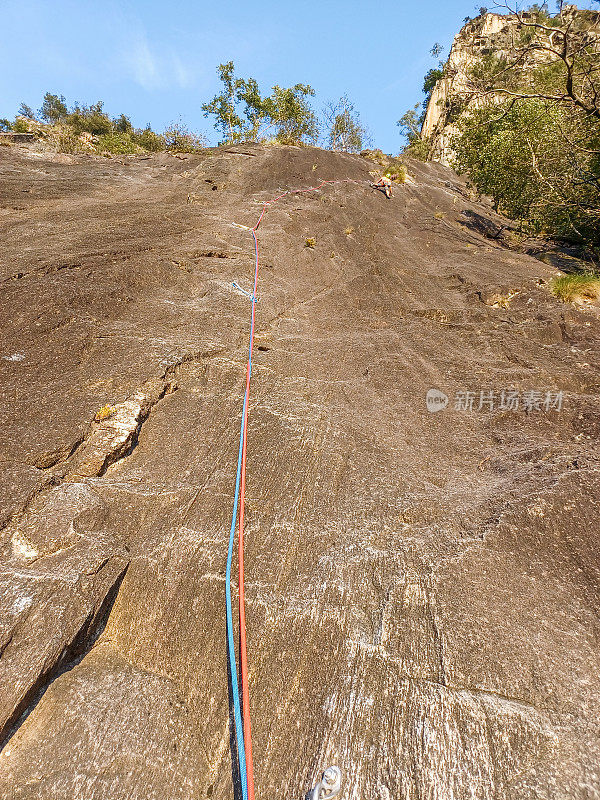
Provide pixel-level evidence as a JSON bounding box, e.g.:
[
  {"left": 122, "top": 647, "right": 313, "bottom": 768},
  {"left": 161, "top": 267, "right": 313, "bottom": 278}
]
[
  {"left": 225, "top": 177, "right": 366, "bottom": 800},
  {"left": 225, "top": 395, "right": 249, "bottom": 800}
]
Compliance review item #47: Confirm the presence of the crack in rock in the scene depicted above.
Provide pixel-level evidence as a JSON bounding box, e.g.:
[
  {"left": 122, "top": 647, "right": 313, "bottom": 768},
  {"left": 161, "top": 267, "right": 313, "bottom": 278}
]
[
  {"left": 66, "top": 377, "right": 177, "bottom": 480},
  {"left": 0, "top": 561, "right": 129, "bottom": 750}
]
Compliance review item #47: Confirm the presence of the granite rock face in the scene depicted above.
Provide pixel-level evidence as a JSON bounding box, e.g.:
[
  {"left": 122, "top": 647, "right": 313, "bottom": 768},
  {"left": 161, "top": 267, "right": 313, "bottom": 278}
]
[{"left": 0, "top": 144, "right": 599, "bottom": 799}]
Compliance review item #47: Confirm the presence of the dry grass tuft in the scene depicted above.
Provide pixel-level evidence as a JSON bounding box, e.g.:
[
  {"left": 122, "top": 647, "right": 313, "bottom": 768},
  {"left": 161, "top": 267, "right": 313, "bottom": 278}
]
[
  {"left": 550, "top": 273, "right": 600, "bottom": 304},
  {"left": 485, "top": 290, "right": 519, "bottom": 309},
  {"left": 305, "top": 237, "right": 316, "bottom": 248}
]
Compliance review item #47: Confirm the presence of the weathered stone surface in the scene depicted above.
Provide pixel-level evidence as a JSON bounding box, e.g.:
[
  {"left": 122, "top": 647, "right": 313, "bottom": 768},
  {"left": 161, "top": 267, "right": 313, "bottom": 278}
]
[{"left": 0, "top": 144, "right": 598, "bottom": 798}]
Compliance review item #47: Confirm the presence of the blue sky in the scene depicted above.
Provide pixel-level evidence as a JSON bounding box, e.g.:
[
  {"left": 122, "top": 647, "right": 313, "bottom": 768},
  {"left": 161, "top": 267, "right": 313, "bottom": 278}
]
[{"left": 0, "top": 1, "right": 562, "bottom": 152}]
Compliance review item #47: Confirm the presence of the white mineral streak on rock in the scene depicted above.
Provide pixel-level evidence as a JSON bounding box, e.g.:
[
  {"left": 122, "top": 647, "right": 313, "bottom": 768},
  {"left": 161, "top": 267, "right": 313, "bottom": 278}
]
[
  {"left": 12, "top": 596, "right": 33, "bottom": 614},
  {"left": 10, "top": 532, "right": 39, "bottom": 562}
]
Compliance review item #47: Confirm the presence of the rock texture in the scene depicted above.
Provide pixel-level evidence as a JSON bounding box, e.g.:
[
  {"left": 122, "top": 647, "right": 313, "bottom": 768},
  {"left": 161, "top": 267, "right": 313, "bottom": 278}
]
[{"left": 0, "top": 143, "right": 599, "bottom": 799}]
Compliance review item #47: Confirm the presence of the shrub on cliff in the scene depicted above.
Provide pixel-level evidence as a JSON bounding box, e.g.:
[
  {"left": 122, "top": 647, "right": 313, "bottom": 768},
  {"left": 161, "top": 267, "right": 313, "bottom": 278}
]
[
  {"left": 12, "top": 117, "right": 31, "bottom": 133},
  {"left": 6, "top": 94, "right": 174, "bottom": 155},
  {"left": 551, "top": 273, "right": 600, "bottom": 303},
  {"left": 163, "top": 121, "right": 206, "bottom": 152},
  {"left": 66, "top": 102, "right": 113, "bottom": 136},
  {"left": 132, "top": 127, "right": 166, "bottom": 152},
  {"left": 96, "top": 132, "right": 141, "bottom": 154}
]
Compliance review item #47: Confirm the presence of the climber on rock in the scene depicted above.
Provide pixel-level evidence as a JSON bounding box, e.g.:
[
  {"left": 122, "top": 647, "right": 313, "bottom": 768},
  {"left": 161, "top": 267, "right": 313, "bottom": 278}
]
[{"left": 372, "top": 173, "right": 393, "bottom": 199}]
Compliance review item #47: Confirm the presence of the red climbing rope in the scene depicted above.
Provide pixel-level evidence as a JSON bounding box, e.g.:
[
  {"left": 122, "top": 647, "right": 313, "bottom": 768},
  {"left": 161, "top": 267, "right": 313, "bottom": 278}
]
[
  {"left": 237, "top": 226, "right": 259, "bottom": 800},
  {"left": 234, "top": 176, "right": 364, "bottom": 800}
]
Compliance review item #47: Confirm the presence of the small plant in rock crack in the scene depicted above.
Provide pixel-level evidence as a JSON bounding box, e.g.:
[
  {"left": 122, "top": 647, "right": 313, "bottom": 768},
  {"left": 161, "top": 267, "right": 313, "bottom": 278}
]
[
  {"left": 305, "top": 237, "right": 316, "bottom": 248},
  {"left": 344, "top": 226, "right": 354, "bottom": 235},
  {"left": 94, "top": 404, "right": 117, "bottom": 422}
]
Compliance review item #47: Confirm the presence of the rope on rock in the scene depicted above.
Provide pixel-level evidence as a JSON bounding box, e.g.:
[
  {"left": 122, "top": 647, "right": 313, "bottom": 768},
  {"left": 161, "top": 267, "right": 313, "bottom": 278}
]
[{"left": 226, "top": 176, "right": 365, "bottom": 800}]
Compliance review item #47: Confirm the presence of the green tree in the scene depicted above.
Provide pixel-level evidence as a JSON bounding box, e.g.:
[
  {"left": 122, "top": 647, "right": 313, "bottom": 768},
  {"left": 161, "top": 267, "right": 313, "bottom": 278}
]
[
  {"left": 449, "top": 3, "right": 600, "bottom": 246},
  {"left": 397, "top": 105, "right": 422, "bottom": 143},
  {"left": 18, "top": 103, "right": 35, "bottom": 119},
  {"left": 114, "top": 114, "right": 133, "bottom": 133},
  {"left": 452, "top": 99, "right": 600, "bottom": 245},
  {"left": 398, "top": 42, "right": 446, "bottom": 159},
  {"left": 201, "top": 61, "right": 248, "bottom": 143},
  {"left": 39, "top": 93, "right": 68, "bottom": 122},
  {"left": 262, "top": 84, "right": 318, "bottom": 145},
  {"left": 397, "top": 106, "right": 430, "bottom": 160},
  {"left": 236, "top": 77, "right": 269, "bottom": 140},
  {"left": 324, "top": 95, "right": 369, "bottom": 153},
  {"left": 66, "top": 101, "right": 112, "bottom": 135}
]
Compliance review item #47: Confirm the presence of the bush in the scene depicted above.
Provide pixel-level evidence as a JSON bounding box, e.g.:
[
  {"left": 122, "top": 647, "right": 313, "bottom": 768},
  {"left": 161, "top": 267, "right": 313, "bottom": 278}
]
[
  {"left": 12, "top": 117, "right": 30, "bottom": 133},
  {"left": 402, "top": 138, "right": 430, "bottom": 161},
  {"left": 384, "top": 162, "right": 406, "bottom": 183},
  {"left": 56, "top": 130, "right": 88, "bottom": 154},
  {"left": 96, "top": 132, "right": 140, "bottom": 154},
  {"left": 361, "top": 148, "right": 389, "bottom": 166},
  {"left": 132, "top": 127, "right": 166, "bottom": 152},
  {"left": 94, "top": 404, "right": 117, "bottom": 422},
  {"left": 66, "top": 102, "right": 112, "bottom": 136},
  {"left": 163, "top": 121, "right": 205, "bottom": 152},
  {"left": 6, "top": 92, "right": 178, "bottom": 157},
  {"left": 113, "top": 114, "right": 133, "bottom": 133},
  {"left": 361, "top": 150, "right": 407, "bottom": 182},
  {"left": 422, "top": 68, "right": 444, "bottom": 96}
]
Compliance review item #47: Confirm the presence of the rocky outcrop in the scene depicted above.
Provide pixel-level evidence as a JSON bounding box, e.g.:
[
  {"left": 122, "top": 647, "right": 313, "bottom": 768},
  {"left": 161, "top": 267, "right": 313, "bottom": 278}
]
[
  {"left": 421, "top": 5, "right": 600, "bottom": 165},
  {"left": 0, "top": 143, "right": 599, "bottom": 799}
]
